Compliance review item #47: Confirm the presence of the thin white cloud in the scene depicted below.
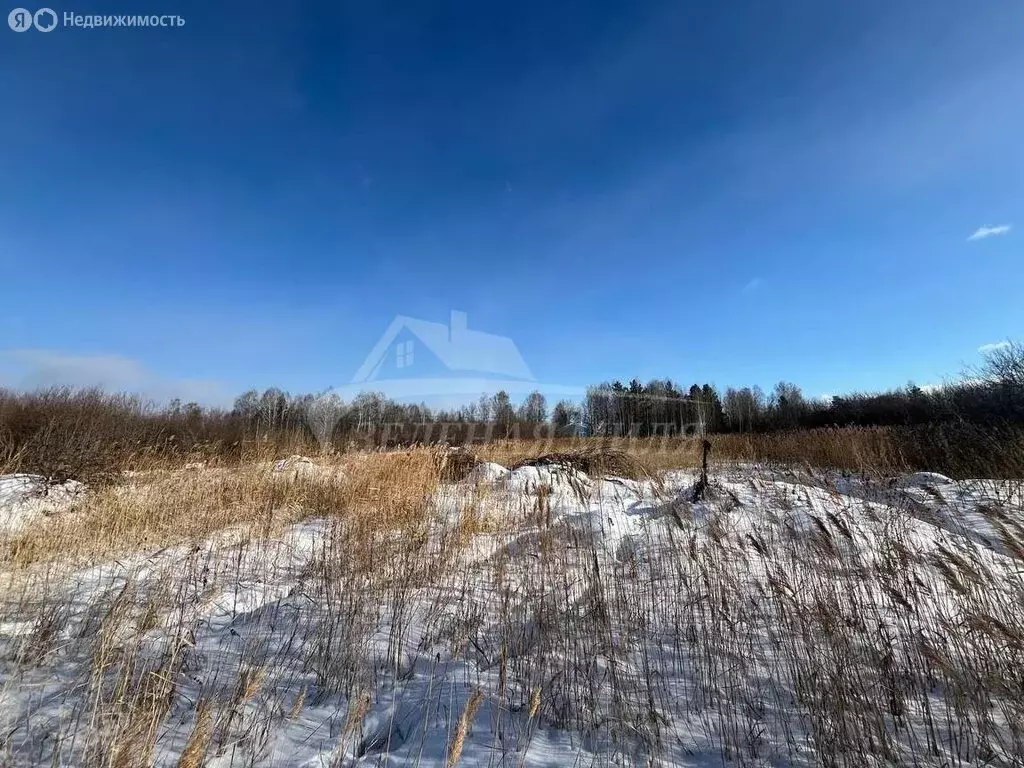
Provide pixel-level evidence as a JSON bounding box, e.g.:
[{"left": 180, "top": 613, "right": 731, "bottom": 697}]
[
  {"left": 920, "top": 377, "right": 986, "bottom": 393},
  {"left": 0, "top": 349, "right": 229, "bottom": 406},
  {"left": 978, "top": 341, "right": 1011, "bottom": 354},
  {"left": 967, "top": 224, "right": 1011, "bottom": 241},
  {"left": 742, "top": 277, "right": 762, "bottom": 294}
]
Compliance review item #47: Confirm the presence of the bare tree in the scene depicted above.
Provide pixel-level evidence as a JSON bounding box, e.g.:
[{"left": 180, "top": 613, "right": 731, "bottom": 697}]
[
  {"left": 979, "top": 341, "right": 1024, "bottom": 390},
  {"left": 552, "top": 400, "right": 583, "bottom": 436},
  {"left": 518, "top": 391, "right": 547, "bottom": 424},
  {"left": 491, "top": 391, "right": 515, "bottom": 438},
  {"left": 306, "top": 390, "right": 345, "bottom": 453}
]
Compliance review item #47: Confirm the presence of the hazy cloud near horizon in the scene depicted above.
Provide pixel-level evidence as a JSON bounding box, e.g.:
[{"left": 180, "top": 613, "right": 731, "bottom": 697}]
[{"left": 0, "top": 349, "right": 229, "bottom": 406}]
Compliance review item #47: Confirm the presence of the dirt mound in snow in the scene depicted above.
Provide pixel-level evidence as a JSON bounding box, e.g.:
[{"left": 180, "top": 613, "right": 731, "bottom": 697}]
[
  {"left": 510, "top": 447, "right": 657, "bottom": 483},
  {"left": 436, "top": 447, "right": 480, "bottom": 481},
  {"left": 460, "top": 460, "right": 590, "bottom": 501},
  {"left": 440, "top": 447, "right": 658, "bottom": 486},
  {"left": 505, "top": 464, "right": 592, "bottom": 501}
]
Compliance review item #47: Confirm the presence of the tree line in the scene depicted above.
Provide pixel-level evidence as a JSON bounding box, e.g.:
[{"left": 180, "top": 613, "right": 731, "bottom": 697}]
[
  {"left": 7, "top": 341, "right": 1018, "bottom": 469},
  {"left": 2, "top": 342, "right": 1020, "bottom": 479},
  {"left": 214, "top": 342, "right": 1024, "bottom": 446}
]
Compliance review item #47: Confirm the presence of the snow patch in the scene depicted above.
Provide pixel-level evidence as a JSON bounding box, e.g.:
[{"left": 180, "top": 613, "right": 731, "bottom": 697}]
[
  {"left": 897, "top": 471, "right": 956, "bottom": 488},
  {"left": 505, "top": 464, "right": 591, "bottom": 500},
  {"left": 0, "top": 473, "right": 86, "bottom": 534},
  {"left": 465, "top": 461, "right": 509, "bottom": 485},
  {"left": 1, "top": 463, "right": 1022, "bottom": 766}
]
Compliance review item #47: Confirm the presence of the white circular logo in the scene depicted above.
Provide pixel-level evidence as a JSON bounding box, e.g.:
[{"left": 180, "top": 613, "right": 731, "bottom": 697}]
[
  {"left": 8, "top": 7, "right": 32, "bottom": 30},
  {"left": 33, "top": 7, "right": 56, "bottom": 30}
]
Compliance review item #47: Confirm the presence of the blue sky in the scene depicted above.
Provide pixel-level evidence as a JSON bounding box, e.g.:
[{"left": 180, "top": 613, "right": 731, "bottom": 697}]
[{"left": 1, "top": 0, "right": 1022, "bottom": 405}]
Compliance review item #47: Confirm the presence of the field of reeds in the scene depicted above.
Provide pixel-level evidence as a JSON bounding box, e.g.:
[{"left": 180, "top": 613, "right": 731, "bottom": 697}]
[
  {"left": 1, "top": 385, "right": 1024, "bottom": 766},
  {"left": 0, "top": 429, "right": 1022, "bottom": 766},
  {"left": 3, "top": 388, "right": 1023, "bottom": 486}
]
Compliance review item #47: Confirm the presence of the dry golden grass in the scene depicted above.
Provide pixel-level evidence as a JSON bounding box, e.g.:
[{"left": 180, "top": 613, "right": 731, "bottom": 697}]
[
  {"left": 472, "top": 429, "right": 906, "bottom": 476},
  {"left": 475, "top": 425, "right": 1024, "bottom": 478},
  {"left": 0, "top": 430, "right": 944, "bottom": 574},
  {"left": 710, "top": 427, "right": 906, "bottom": 473},
  {"left": 2, "top": 435, "right": 1022, "bottom": 765},
  {"left": 3, "top": 426, "right": 1014, "bottom": 577},
  {"left": 474, "top": 436, "right": 702, "bottom": 474},
  {"left": 446, "top": 688, "right": 484, "bottom": 767},
  {"left": 0, "top": 448, "right": 443, "bottom": 571}
]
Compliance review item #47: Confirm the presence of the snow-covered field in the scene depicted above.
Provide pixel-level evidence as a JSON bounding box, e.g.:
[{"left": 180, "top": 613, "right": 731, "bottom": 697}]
[{"left": 1, "top": 458, "right": 1022, "bottom": 766}]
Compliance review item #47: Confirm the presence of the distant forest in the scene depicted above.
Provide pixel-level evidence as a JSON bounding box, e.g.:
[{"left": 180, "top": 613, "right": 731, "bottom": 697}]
[
  {"left": 2, "top": 342, "right": 1021, "bottom": 479},
  {"left": 210, "top": 341, "right": 1024, "bottom": 444}
]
